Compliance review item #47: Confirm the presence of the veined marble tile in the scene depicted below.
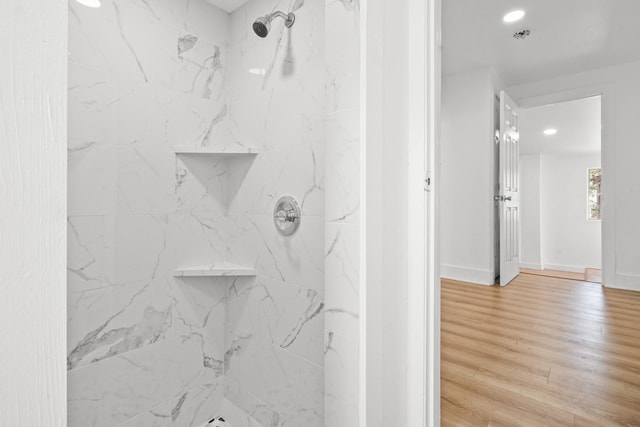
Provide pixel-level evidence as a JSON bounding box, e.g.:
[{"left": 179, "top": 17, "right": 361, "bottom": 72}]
[
  {"left": 175, "top": 36, "right": 228, "bottom": 103},
  {"left": 213, "top": 398, "right": 265, "bottom": 427},
  {"left": 103, "top": 215, "right": 169, "bottom": 285},
  {"left": 112, "top": 81, "right": 168, "bottom": 147},
  {"left": 67, "top": 278, "right": 174, "bottom": 370},
  {"left": 324, "top": 330, "right": 358, "bottom": 427},
  {"left": 183, "top": 0, "right": 232, "bottom": 44},
  {"left": 227, "top": 0, "right": 324, "bottom": 151},
  {"left": 70, "top": 0, "right": 155, "bottom": 83},
  {"left": 171, "top": 276, "right": 238, "bottom": 366},
  {"left": 104, "top": 213, "right": 239, "bottom": 286},
  {"left": 116, "top": 376, "right": 225, "bottom": 427},
  {"left": 227, "top": 276, "right": 324, "bottom": 367},
  {"left": 68, "top": 335, "right": 219, "bottom": 427},
  {"left": 225, "top": 333, "right": 323, "bottom": 426},
  {"left": 324, "top": 222, "right": 359, "bottom": 339},
  {"left": 68, "top": 0, "right": 328, "bottom": 426},
  {"left": 157, "top": 213, "right": 240, "bottom": 278},
  {"left": 70, "top": 0, "right": 231, "bottom": 94},
  {"left": 101, "top": 335, "right": 218, "bottom": 426},
  {"left": 225, "top": 378, "right": 282, "bottom": 427},
  {"left": 176, "top": 155, "right": 256, "bottom": 215},
  {"left": 325, "top": 0, "right": 360, "bottom": 114},
  {"left": 165, "top": 93, "right": 234, "bottom": 150},
  {"left": 67, "top": 274, "right": 229, "bottom": 371},
  {"left": 68, "top": 64, "right": 118, "bottom": 145},
  {"left": 227, "top": 75, "right": 324, "bottom": 154},
  {"left": 68, "top": 216, "right": 106, "bottom": 293},
  {"left": 115, "top": 145, "right": 176, "bottom": 215},
  {"left": 228, "top": 142, "right": 324, "bottom": 217},
  {"left": 68, "top": 141, "right": 117, "bottom": 216},
  {"left": 69, "top": 0, "right": 122, "bottom": 74},
  {"left": 231, "top": 213, "right": 324, "bottom": 293},
  {"left": 325, "top": 109, "right": 360, "bottom": 223},
  {"left": 229, "top": 20, "right": 325, "bottom": 101},
  {"left": 113, "top": 80, "right": 232, "bottom": 150},
  {"left": 68, "top": 361, "right": 103, "bottom": 427}
]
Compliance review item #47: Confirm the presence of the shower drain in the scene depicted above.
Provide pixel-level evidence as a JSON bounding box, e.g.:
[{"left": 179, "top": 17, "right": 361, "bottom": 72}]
[{"left": 205, "top": 416, "right": 232, "bottom": 427}]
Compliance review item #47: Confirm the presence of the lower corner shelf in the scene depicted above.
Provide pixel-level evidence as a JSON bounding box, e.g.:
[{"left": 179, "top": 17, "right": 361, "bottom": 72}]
[{"left": 172, "top": 261, "right": 257, "bottom": 278}]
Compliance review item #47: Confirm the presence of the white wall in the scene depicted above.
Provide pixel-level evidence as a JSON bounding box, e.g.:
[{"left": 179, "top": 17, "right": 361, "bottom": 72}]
[
  {"left": 541, "top": 153, "right": 602, "bottom": 271},
  {"left": 0, "top": 0, "right": 67, "bottom": 425},
  {"left": 520, "top": 153, "right": 602, "bottom": 272},
  {"left": 520, "top": 155, "right": 543, "bottom": 269},
  {"left": 508, "top": 60, "right": 640, "bottom": 290},
  {"left": 441, "top": 68, "right": 496, "bottom": 284}
]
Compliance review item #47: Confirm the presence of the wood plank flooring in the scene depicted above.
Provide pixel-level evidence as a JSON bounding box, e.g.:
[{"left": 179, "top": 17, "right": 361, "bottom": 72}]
[
  {"left": 520, "top": 268, "right": 602, "bottom": 284},
  {"left": 441, "top": 273, "right": 640, "bottom": 426}
]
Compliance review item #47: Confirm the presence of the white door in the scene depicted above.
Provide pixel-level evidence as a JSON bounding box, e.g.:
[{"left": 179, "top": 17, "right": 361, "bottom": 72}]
[{"left": 499, "top": 91, "right": 520, "bottom": 286}]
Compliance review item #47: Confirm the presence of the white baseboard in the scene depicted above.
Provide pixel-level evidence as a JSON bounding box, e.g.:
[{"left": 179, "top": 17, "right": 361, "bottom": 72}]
[
  {"left": 441, "top": 264, "right": 495, "bottom": 286},
  {"left": 607, "top": 273, "right": 640, "bottom": 292},
  {"left": 543, "top": 263, "right": 585, "bottom": 274},
  {"left": 520, "top": 262, "right": 543, "bottom": 270}
]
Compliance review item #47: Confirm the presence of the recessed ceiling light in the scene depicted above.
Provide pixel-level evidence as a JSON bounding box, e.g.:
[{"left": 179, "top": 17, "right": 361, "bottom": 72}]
[
  {"left": 503, "top": 10, "right": 525, "bottom": 23},
  {"left": 543, "top": 128, "right": 558, "bottom": 136},
  {"left": 75, "top": 0, "right": 101, "bottom": 8}
]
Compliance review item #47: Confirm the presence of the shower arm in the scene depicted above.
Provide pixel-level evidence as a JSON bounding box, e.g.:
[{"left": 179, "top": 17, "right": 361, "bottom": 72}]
[{"left": 269, "top": 11, "right": 295, "bottom": 27}]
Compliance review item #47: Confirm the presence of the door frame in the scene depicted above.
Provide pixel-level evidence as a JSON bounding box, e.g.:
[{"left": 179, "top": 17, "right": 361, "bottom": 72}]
[
  {"left": 361, "top": 0, "right": 441, "bottom": 424},
  {"left": 406, "top": 0, "right": 441, "bottom": 425},
  {"left": 514, "top": 85, "right": 613, "bottom": 287}
]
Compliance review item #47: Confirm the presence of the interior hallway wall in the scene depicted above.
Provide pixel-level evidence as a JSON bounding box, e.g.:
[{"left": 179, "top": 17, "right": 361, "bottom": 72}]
[
  {"left": 441, "top": 68, "right": 497, "bottom": 285},
  {"left": 520, "top": 154, "right": 543, "bottom": 269}
]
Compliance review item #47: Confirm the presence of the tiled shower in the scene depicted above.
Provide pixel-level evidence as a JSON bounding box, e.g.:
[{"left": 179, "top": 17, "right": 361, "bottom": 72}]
[{"left": 67, "top": 0, "right": 360, "bottom": 426}]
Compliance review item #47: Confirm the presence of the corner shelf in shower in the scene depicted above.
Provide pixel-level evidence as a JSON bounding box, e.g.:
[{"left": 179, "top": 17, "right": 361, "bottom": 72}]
[
  {"left": 173, "top": 147, "right": 259, "bottom": 156},
  {"left": 172, "top": 261, "right": 257, "bottom": 278}
]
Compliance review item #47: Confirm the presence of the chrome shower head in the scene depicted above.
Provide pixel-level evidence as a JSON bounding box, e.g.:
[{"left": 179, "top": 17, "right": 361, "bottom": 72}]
[{"left": 252, "top": 11, "right": 295, "bottom": 38}]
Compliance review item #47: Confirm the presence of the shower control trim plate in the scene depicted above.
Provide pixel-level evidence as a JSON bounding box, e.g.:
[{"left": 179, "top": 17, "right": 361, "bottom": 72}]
[{"left": 273, "top": 195, "right": 301, "bottom": 236}]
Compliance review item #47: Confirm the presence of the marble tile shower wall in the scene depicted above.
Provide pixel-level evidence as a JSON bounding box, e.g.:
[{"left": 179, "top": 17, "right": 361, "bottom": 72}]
[
  {"left": 67, "top": 0, "right": 324, "bottom": 425},
  {"left": 223, "top": 0, "right": 325, "bottom": 425},
  {"left": 324, "top": 1, "right": 360, "bottom": 427}
]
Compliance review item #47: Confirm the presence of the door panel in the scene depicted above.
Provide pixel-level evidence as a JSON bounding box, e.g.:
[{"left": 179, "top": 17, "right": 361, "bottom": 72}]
[{"left": 499, "top": 91, "right": 520, "bottom": 287}]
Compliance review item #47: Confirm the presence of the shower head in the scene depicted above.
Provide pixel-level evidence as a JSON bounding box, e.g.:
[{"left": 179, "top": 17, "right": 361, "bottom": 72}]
[{"left": 252, "top": 11, "right": 295, "bottom": 38}]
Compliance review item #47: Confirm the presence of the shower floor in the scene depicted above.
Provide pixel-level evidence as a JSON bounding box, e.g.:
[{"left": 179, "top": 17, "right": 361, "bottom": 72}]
[{"left": 200, "top": 399, "right": 263, "bottom": 427}]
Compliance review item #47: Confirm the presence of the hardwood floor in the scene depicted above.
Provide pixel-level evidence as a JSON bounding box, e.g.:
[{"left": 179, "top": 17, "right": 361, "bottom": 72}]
[
  {"left": 441, "top": 273, "right": 640, "bottom": 426},
  {"left": 585, "top": 268, "right": 603, "bottom": 284},
  {"left": 520, "top": 268, "right": 602, "bottom": 284}
]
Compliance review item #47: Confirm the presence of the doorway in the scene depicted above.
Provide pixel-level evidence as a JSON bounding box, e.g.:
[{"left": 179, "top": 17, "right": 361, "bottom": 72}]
[{"left": 517, "top": 95, "right": 602, "bottom": 283}]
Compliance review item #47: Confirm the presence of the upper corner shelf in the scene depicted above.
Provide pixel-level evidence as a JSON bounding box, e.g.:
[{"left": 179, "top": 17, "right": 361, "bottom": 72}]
[
  {"left": 173, "top": 147, "right": 259, "bottom": 156},
  {"left": 172, "top": 261, "right": 257, "bottom": 278}
]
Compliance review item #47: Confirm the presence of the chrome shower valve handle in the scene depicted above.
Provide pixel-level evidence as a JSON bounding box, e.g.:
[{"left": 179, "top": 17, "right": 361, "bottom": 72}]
[
  {"left": 275, "top": 209, "right": 298, "bottom": 223},
  {"left": 273, "top": 196, "right": 301, "bottom": 236}
]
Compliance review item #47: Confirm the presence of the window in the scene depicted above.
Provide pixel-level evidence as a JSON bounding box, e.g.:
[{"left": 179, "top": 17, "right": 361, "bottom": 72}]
[{"left": 588, "top": 168, "right": 601, "bottom": 220}]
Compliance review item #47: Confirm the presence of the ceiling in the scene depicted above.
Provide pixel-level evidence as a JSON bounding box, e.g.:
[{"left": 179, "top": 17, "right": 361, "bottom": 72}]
[
  {"left": 204, "top": 0, "right": 250, "bottom": 13},
  {"left": 519, "top": 95, "right": 601, "bottom": 155},
  {"left": 443, "top": 0, "right": 640, "bottom": 86}
]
